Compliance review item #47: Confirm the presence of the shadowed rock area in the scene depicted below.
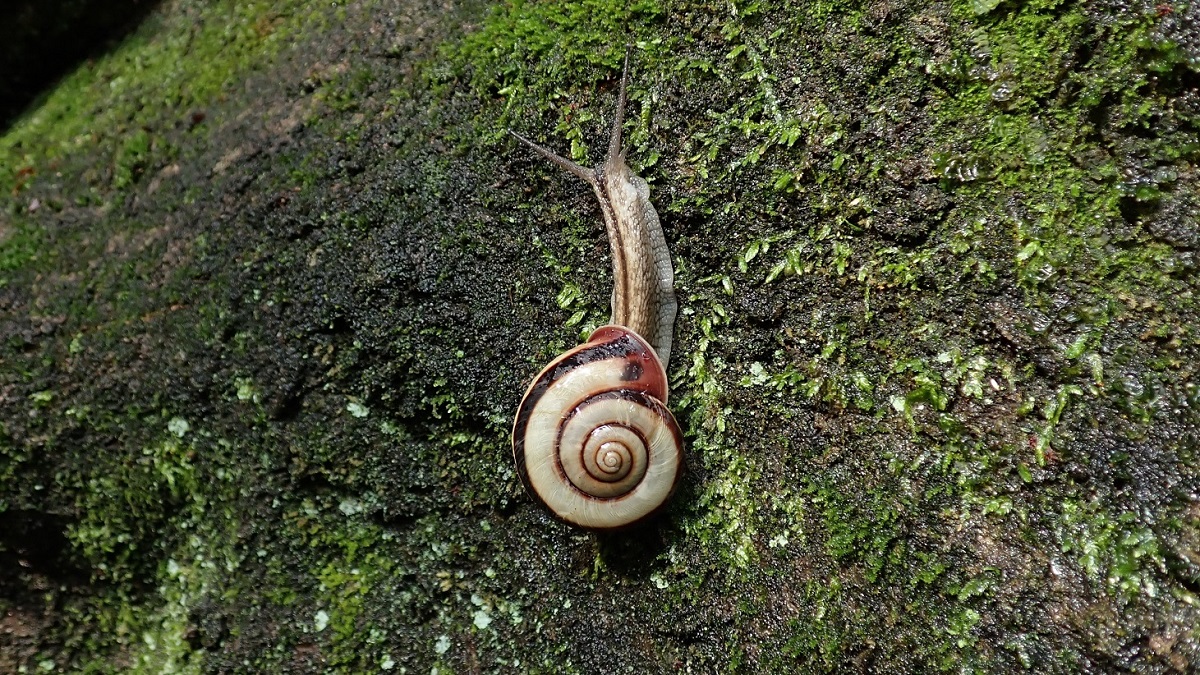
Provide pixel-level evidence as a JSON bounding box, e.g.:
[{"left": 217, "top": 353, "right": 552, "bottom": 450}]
[
  {"left": 0, "top": 0, "right": 163, "bottom": 130},
  {"left": 1, "top": 0, "right": 1198, "bottom": 672}
]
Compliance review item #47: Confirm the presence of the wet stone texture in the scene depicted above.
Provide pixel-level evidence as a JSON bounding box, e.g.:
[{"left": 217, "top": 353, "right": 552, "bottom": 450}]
[{"left": 1, "top": 0, "right": 1198, "bottom": 672}]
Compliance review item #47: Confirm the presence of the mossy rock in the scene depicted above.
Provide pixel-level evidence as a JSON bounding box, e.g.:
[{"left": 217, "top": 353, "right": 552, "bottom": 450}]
[{"left": 1, "top": 0, "right": 1198, "bottom": 672}]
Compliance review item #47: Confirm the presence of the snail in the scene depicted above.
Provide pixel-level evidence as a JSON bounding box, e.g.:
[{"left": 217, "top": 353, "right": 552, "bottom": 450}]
[{"left": 509, "top": 54, "right": 684, "bottom": 531}]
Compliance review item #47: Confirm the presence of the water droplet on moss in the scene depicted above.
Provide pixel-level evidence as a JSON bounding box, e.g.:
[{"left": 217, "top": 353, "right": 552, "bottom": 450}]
[{"left": 989, "top": 81, "right": 1015, "bottom": 104}]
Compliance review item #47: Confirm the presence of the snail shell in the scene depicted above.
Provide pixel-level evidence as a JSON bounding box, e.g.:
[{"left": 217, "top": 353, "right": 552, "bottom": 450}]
[{"left": 512, "top": 325, "right": 684, "bottom": 530}]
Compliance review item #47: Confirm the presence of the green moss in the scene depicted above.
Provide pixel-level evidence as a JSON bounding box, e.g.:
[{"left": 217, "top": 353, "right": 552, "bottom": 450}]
[
  {"left": 2, "top": 1, "right": 313, "bottom": 191},
  {"left": 1059, "top": 499, "right": 1168, "bottom": 597}
]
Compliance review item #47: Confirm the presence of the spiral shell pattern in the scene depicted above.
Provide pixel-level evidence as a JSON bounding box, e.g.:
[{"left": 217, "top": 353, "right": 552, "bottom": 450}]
[{"left": 512, "top": 326, "right": 684, "bottom": 530}]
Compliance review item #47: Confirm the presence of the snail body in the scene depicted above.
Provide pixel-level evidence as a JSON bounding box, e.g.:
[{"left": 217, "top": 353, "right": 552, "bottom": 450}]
[{"left": 510, "top": 55, "right": 683, "bottom": 530}]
